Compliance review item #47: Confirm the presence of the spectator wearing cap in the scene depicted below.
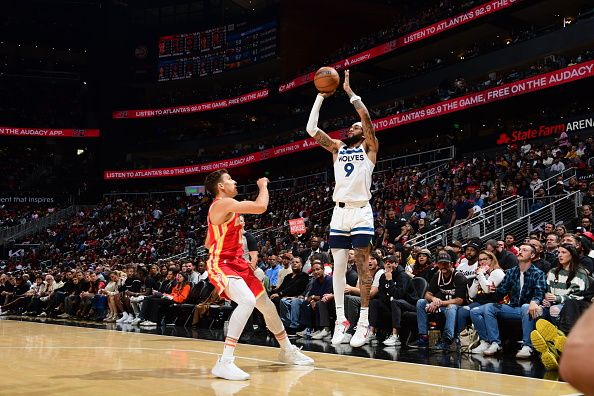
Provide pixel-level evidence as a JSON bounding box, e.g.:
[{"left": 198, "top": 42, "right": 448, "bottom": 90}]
[
  {"left": 456, "top": 239, "right": 481, "bottom": 284},
  {"left": 470, "top": 243, "right": 546, "bottom": 358},
  {"left": 485, "top": 240, "right": 519, "bottom": 271},
  {"left": 406, "top": 249, "right": 436, "bottom": 283},
  {"left": 369, "top": 255, "right": 418, "bottom": 347},
  {"left": 412, "top": 250, "right": 467, "bottom": 351}
]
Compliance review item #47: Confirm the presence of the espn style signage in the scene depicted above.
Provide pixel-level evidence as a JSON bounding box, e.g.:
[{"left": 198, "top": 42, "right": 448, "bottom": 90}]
[
  {"left": 288, "top": 218, "right": 306, "bottom": 235},
  {"left": 496, "top": 115, "right": 594, "bottom": 145},
  {"left": 112, "top": 89, "right": 269, "bottom": 119},
  {"left": 104, "top": 60, "right": 594, "bottom": 180},
  {"left": 0, "top": 127, "right": 100, "bottom": 138},
  {"left": 278, "top": 0, "right": 522, "bottom": 93}
]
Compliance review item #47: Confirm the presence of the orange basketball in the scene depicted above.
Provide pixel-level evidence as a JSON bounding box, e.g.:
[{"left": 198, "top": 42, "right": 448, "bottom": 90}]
[{"left": 314, "top": 66, "right": 340, "bottom": 93}]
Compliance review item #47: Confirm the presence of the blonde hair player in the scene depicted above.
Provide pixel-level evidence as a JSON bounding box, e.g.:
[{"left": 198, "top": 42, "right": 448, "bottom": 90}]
[
  {"left": 305, "top": 69, "right": 379, "bottom": 347},
  {"left": 204, "top": 169, "right": 313, "bottom": 381}
]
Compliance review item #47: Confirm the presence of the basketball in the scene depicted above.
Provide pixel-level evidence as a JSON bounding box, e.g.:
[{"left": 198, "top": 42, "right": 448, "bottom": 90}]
[{"left": 314, "top": 66, "right": 340, "bottom": 93}]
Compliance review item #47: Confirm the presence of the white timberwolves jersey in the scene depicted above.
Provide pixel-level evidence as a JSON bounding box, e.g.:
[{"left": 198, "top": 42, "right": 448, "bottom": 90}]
[{"left": 332, "top": 144, "right": 374, "bottom": 202}]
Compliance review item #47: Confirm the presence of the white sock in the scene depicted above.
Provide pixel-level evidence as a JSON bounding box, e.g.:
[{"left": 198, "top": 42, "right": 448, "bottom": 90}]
[
  {"left": 331, "top": 248, "right": 348, "bottom": 322},
  {"left": 359, "top": 308, "right": 369, "bottom": 325}
]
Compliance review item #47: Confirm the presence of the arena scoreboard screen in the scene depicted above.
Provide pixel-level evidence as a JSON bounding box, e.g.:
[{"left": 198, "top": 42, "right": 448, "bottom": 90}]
[{"left": 158, "top": 20, "right": 277, "bottom": 81}]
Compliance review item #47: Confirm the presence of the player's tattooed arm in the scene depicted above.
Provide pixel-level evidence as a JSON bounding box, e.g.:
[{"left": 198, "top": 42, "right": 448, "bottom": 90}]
[
  {"left": 314, "top": 129, "right": 339, "bottom": 153},
  {"left": 344, "top": 69, "right": 378, "bottom": 154}
]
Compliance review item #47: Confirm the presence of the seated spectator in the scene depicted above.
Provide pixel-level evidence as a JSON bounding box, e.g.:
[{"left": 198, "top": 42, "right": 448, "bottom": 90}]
[
  {"left": 99, "top": 271, "right": 125, "bottom": 323},
  {"left": 0, "top": 275, "right": 44, "bottom": 314},
  {"left": 137, "top": 272, "right": 191, "bottom": 327},
  {"left": 457, "top": 250, "right": 505, "bottom": 353},
  {"left": 368, "top": 255, "right": 417, "bottom": 346},
  {"left": 40, "top": 270, "right": 76, "bottom": 317},
  {"left": 485, "top": 239, "right": 518, "bottom": 271},
  {"left": 0, "top": 273, "right": 15, "bottom": 306},
  {"left": 298, "top": 262, "right": 333, "bottom": 339},
  {"left": 456, "top": 239, "right": 481, "bottom": 283},
  {"left": 272, "top": 257, "right": 309, "bottom": 333},
  {"left": 528, "top": 238, "right": 553, "bottom": 274},
  {"left": 562, "top": 234, "right": 593, "bottom": 274},
  {"left": 60, "top": 271, "right": 90, "bottom": 319},
  {"left": 406, "top": 248, "right": 436, "bottom": 282},
  {"left": 541, "top": 244, "right": 590, "bottom": 325},
  {"left": 118, "top": 266, "right": 155, "bottom": 324},
  {"left": 470, "top": 243, "right": 546, "bottom": 358},
  {"left": 544, "top": 234, "right": 560, "bottom": 264},
  {"left": 411, "top": 250, "right": 467, "bottom": 351}
]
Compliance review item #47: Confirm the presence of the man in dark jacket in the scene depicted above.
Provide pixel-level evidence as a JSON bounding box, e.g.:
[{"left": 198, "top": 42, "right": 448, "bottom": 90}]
[
  {"left": 369, "top": 255, "right": 418, "bottom": 346},
  {"left": 485, "top": 239, "right": 519, "bottom": 270},
  {"left": 273, "top": 257, "right": 310, "bottom": 332}
]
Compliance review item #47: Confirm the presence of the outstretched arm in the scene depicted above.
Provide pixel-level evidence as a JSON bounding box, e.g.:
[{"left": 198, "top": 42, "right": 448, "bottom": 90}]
[
  {"left": 210, "top": 178, "right": 269, "bottom": 225},
  {"left": 306, "top": 92, "right": 342, "bottom": 154},
  {"left": 343, "top": 70, "right": 379, "bottom": 158}
]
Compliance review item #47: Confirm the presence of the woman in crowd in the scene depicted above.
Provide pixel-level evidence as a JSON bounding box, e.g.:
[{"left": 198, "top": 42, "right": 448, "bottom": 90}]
[
  {"left": 137, "top": 272, "right": 191, "bottom": 327},
  {"left": 406, "top": 249, "right": 436, "bottom": 282},
  {"left": 540, "top": 244, "right": 589, "bottom": 324},
  {"left": 457, "top": 250, "right": 505, "bottom": 353},
  {"left": 556, "top": 225, "right": 567, "bottom": 240},
  {"left": 25, "top": 274, "right": 57, "bottom": 315}
]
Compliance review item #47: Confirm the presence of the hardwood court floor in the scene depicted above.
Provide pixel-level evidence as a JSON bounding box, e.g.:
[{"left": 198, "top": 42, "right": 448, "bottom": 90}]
[{"left": 0, "top": 320, "right": 577, "bottom": 396}]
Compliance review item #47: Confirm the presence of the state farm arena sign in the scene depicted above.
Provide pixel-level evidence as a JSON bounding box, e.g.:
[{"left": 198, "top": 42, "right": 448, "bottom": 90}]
[{"left": 496, "top": 115, "right": 594, "bottom": 145}]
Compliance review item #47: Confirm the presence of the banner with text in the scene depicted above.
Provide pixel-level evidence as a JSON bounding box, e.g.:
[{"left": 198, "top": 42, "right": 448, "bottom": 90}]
[
  {"left": 496, "top": 114, "right": 594, "bottom": 145},
  {"left": 278, "top": 0, "right": 522, "bottom": 93},
  {"left": 0, "top": 194, "right": 69, "bottom": 205},
  {"left": 112, "top": 89, "right": 269, "bottom": 119},
  {"left": 0, "top": 127, "right": 100, "bottom": 138},
  {"left": 104, "top": 60, "right": 594, "bottom": 180},
  {"left": 288, "top": 218, "right": 306, "bottom": 235}
]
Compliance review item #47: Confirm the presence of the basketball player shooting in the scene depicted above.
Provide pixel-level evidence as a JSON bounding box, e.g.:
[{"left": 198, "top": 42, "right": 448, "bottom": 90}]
[
  {"left": 204, "top": 169, "right": 313, "bottom": 381},
  {"left": 305, "top": 69, "right": 379, "bottom": 347}
]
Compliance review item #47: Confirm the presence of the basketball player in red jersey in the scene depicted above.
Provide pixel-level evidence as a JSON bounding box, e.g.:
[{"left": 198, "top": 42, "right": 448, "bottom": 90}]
[{"left": 204, "top": 169, "right": 313, "bottom": 381}]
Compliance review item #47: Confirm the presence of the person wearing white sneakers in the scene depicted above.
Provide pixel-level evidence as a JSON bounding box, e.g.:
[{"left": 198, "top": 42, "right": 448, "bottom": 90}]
[
  {"left": 305, "top": 70, "right": 379, "bottom": 349},
  {"left": 369, "top": 255, "right": 418, "bottom": 347},
  {"left": 205, "top": 170, "right": 313, "bottom": 381},
  {"left": 299, "top": 262, "right": 333, "bottom": 340},
  {"left": 470, "top": 243, "right": 546, "bottom": 358}
]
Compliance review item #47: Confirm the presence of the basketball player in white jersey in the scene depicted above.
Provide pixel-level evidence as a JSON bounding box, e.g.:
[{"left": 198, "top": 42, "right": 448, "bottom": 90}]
[{"left": 305, "top": 69, "right": 379, "bottom": 347}]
